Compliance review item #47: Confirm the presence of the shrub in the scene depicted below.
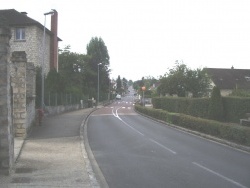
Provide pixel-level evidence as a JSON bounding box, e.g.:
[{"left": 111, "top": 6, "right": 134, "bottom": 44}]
[
  {"left": 152, "top": 95, "right": 250, "bottom": 123},
  {"left": 208, "top": 86, "right": 224, "bottom": 121},
  {"left": 135, "top": 105, "right": 250, "bottom": 146}
]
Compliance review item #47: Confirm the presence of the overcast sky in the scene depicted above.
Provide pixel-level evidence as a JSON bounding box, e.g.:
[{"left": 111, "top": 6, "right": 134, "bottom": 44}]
[{"left": 2, "top": 0, "right": 250, "bottom": 81}]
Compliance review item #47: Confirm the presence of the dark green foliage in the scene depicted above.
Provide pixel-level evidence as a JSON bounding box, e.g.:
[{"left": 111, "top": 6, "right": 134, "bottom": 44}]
[
  {"left": 229, "top": 89, "right": 250, "bottom": 97},
  {"left": 208, "top": 86, "right": 224, "bottom": 121},
  {"left": 116, "top": 76, "right": 122, "bottom": 94},
  {"left": 135, "top": 105, "right": 250, "bottom": 146},
  {"left": 153, "top": 96, "right": 250, "bottom": 123},
  {"left": 45, "top": 68, "right": 61, "bottom": 93},
  {"left": 223, "top": 96, "right": 250, "bottom": 122},
  {"left": 86, "top": 37, "right": 110, "bottom": 100},
  {"left": 36, "top": 37, "right": 111, "bottom": 107},
  {"left": 133, "top": 76, "right": 158, "bottom": 98},
  {"left": 187, "top": 98, "right": 210, "bottom": 118},
  {"left": 157, "top": 63, "right": 210, "bottom": 97}
]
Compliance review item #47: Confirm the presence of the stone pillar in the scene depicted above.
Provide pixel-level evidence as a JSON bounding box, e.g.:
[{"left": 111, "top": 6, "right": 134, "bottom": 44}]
[
  {"left": 26, "top": 62, "right": 36, "bottom": 130},
  {"left": 11, "top": 51, "right": 27, "bottom": 137},
  {"left": 0, "top": 27, "right": 14, "bottom": 175}
]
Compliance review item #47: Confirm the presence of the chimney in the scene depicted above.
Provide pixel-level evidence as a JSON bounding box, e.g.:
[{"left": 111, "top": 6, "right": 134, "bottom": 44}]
[
  {"left": 50, "top": 9, "right": 58, "bottom": 72},
  {"left": 20, "top": 12, "right": 27, "bottom": 16}
]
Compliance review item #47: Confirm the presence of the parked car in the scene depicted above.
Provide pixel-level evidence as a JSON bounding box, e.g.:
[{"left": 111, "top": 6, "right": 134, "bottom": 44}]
[{"left": 116, "top": 94, "right": 121, "bottom": 100}]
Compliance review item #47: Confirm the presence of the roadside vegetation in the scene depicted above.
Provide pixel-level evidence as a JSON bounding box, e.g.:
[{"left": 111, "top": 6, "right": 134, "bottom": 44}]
[
  {"left": 133, "top": 62, "right": 250, "bottom": 147},
  {"left": 36, "top": 37, "right": 112, "bottom": 107}
]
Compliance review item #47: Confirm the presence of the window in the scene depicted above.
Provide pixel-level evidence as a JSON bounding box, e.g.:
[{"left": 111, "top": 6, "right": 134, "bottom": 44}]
[
  {"left": 15, "top": 28, "right": 25, "bottom": 40},
  {"left": 245, "top": 76, "right": 250, "bottom": 82}
]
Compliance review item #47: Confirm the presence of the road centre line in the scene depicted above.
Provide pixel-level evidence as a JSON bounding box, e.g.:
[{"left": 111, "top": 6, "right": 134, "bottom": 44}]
[
  {"left": 118, "top": 117, "right": 145, "bottom": 136},
  {"left": 149, "top": 138, "right": 177, "bottom": 154},
  {"left": 112, "top": 107, "right": 144, "bottom": 136},
  {"left": 192, "top": 162, "right": 248, "bottom": 188},
  {"left": 113, "top": 107, "right": 177, "bottom": 154}
]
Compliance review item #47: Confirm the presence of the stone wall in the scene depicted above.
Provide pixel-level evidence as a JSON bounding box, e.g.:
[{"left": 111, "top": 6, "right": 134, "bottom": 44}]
[
  {"left": 10, "top": 51, "right": 27, "bottom": 137},
  {"left": 9, "top": 53, "right": 36, "bottom": 137},
  {"left": 45, "top": 104, "right": 83, "bottom": 117},
  {"left": 0, "top": 27, "right": 14, "bottom": 175},
  {"left": 26, "top": 62, "right": 36, "bottom": 131},
  {"left": 9, "top": 26, "right": 51, "bottom": 74}
]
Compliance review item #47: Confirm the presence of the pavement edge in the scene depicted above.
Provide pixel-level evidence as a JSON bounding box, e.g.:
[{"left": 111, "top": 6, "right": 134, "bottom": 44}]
[{"left": 80, "top": 107, "right": 110, "bottom": 188}]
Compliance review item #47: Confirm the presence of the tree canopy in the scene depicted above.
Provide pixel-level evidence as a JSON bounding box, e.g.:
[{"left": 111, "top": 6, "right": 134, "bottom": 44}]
[
  {"left": 157, "top": 62, "right": 211, "bottom": 97},
  {"left": 39, "top": 37, "right": 111, "bottom": 106}
]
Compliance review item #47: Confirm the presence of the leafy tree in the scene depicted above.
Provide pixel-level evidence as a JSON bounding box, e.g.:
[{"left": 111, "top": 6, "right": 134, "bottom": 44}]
[
  {"left": 86, "top": 37, "right": 110, "bottom": 100},
  {"left": 116, "top": 75, "right": 122, "bottom": 94},
  {"left": 186, "top": 68, "right": 211, "bottom": 97},
  {"left": 157, "top": 63, "right": 187, "bottom": 97},
  {"left": 45, "top": 68, "right": 61, "bottom": 93},
  {"left": 132, "top": 76, "right": 158, "bottom": 97},
  {"left": 208, "top": 86, "right": 224, "bottom": 121},
  {"left": 58, "top": 46, "right": 86, "bottom": 95},
  {"left": 157, "top": 62, "right": 210, "bottom": 97},
  {"left": 122, "top": 77, "right": 129, "bottom": 92}
]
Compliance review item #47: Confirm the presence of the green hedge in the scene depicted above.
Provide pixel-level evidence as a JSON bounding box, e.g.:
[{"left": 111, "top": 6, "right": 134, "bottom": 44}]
[
  {"left": 223, "top": 97, "right": 250, "bottom": 122},
  {"left": 135, "top": 105, "right": 250, "bottom": 146},
  {"left": 152, "top": 96, "right": 250, "bottom": 123}
]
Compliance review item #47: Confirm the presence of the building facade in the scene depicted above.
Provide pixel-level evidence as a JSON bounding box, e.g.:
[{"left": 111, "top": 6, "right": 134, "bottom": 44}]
[{"left": 0, "top": 9, "right": 61, "bottom": 73}]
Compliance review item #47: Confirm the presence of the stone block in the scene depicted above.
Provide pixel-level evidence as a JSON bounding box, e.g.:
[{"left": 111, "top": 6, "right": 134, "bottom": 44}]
[
  {"left": 15, "top": 128, "right": 26, "bottom": 134},
  {"left": 13, "top": 119, "right": 25, "bottom": 124},
  {"left": 16, "top": 124, "right": 23, "bottom": 129},
  {"left": 20, "top": 112, "right": 26, "bottom": 118},
  {"left": 19, "top": 88, "right": 26, "bottom": 93},
  {"left": 12, "top": 87, "right": 18, "bottom": 94},
  {"left": 13, "top": 113, "right": 20, "bottom": 118}
]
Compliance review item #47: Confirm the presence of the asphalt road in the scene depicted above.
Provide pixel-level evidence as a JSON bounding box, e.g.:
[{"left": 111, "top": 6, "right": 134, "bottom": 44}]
[{"left": 87, "top": 93, "right": 250, "bottom": 188}]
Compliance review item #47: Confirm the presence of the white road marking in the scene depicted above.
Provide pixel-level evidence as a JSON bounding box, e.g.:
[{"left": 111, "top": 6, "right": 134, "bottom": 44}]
[
  {"left": 192, "top": 162, "right": 248, "bottom": 188},
  {"left": 149, "top": 138, "right": 177, "bottom": 154},
  {"left": 119, "top": 117, "right": 145, "bottom": 136},
  {"left": 111, "top": 105, "right": 176, "bottom": 155},
  {"left": 112, "top": 107, "right": 144, "bottom": 136}
]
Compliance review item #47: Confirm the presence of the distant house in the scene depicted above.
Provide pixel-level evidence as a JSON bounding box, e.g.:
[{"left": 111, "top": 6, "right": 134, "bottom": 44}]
[
  {"left": 204, "top": 68, "right": 250, "bottom": 96},
  {"left": 0, "top": 9, "right": 62, "bottom": 73}
]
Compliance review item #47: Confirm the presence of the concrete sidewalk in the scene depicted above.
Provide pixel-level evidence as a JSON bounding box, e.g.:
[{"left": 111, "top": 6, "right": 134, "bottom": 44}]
[{"left": 0, "top": 108, "right": 99, "bottom": 188}]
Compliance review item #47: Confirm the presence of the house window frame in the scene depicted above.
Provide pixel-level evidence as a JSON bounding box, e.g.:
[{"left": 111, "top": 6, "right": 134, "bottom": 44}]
[{"left": 15, "top": 27, "right": 26, "bottom": 41}]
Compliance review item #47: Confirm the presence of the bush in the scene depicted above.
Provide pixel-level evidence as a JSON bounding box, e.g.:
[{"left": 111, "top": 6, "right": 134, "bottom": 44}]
[
  {"left": 135, "top": 105, "right": 250, "bottom": 146},
  {"left": 152, "top": 95, "right": 250, "bottom": 123},
  {"left": 208, "top": 86, "right": 224, "bottom": 121},
  {"left": 223, "top": 96, "right": 250, "bottom": 122}
]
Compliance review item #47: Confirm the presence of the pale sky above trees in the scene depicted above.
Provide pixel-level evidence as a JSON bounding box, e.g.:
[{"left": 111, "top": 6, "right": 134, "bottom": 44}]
[{"left": 2, "top": 0, "right": 250, "bottom": 81}]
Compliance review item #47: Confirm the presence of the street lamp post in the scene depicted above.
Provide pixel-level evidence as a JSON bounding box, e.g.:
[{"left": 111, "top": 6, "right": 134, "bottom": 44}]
[
  {"left": 97, "top": 63, "right": 102, "bottom": 107},
  {"left": 41, "top": 10, "right": 54, "bottom": 109}
]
